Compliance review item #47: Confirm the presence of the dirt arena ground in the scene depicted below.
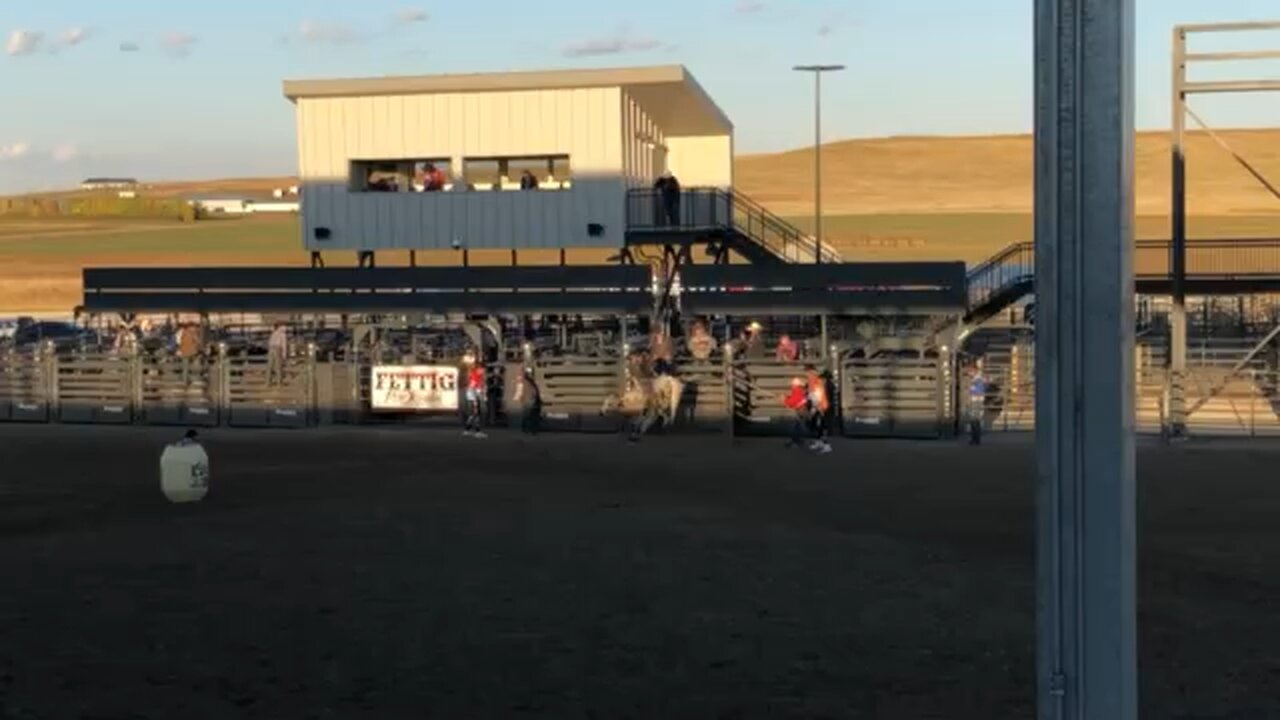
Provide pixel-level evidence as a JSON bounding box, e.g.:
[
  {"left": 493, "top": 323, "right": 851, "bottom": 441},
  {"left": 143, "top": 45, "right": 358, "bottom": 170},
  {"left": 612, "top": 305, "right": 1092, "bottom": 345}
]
[{"left": 0, "top": 425, "right": 1276, "bottom": 719}]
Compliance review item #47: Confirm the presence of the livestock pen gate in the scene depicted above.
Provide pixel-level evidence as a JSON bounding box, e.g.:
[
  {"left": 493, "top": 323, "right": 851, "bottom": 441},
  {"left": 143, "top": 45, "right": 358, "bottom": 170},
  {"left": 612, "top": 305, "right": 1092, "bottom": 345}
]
[{"left": 679, "top": 262, "right": 968, "bottom": 439}]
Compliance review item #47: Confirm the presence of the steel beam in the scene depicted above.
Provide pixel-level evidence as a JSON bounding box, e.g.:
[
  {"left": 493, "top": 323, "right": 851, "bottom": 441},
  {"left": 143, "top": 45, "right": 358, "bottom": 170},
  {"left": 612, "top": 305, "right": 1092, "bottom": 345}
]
[
  {"left": 1177, "top": 20, "right": 1280, "bottom": 33},
  {"left": 1034, "top": 1, "right": 1137, "bottom": 719},
  {"left": 1183, "top": 79, "right": 1280, "bottom": 94},
  {"left": 1171, "top": 26, "right": 1189, "bottom": 435}
]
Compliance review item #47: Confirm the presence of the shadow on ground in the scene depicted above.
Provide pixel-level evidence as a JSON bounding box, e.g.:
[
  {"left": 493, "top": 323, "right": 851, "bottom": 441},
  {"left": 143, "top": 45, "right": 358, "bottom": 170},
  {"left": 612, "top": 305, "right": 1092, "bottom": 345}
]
[{"left": 0, "top": 426, "right": 1276, "bottom": 718}]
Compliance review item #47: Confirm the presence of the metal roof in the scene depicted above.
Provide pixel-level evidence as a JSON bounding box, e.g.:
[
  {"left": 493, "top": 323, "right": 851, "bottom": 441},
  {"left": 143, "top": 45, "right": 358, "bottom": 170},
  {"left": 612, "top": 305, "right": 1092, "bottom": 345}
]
[{"left": 282, "top": 64, "right": 732, "bottom": 136}]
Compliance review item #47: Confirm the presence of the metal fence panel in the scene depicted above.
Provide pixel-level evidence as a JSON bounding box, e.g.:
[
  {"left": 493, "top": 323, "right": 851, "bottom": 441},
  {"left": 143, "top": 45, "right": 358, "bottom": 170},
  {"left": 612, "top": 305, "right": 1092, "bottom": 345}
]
[
  {"left": 534, "top": 355, "right": 623, "bottom": 433},
  {"left": 0, "top": 348, "right": 50, "bottom": 422},
  {"left": 841, "top": 355, "right": 950, "bottom": 438},
  {"left": 55, "top": 352, "right": 135, "bottom": 424},
  {"left": 225, "top": 355, "right": 314, "bottom": 428},
  {"left": 137, "top": 354, "right": 219, "bottom": 426}
]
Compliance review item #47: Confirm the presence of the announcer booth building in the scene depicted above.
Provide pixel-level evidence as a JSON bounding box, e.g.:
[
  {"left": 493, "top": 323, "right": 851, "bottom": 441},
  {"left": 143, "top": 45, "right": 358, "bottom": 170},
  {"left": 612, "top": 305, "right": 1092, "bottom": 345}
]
[{"left": 283, "top": 65, "right": 739, "bottom": 265}]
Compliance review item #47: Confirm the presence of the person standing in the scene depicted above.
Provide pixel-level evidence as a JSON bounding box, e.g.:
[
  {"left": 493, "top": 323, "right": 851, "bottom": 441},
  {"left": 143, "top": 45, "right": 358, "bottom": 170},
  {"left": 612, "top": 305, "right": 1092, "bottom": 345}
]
[
  {"left": 966, "top": 362, "right": 988, "bottom": 446},
  {"left": 463, "top": 359, "right": 487, "bottom": 438},
  {"left": 267, "top": 323, "right": 289, "bottom": 386},
  {"left": 661, "top": 172, "right": 681, "bottom": 226},
  {"left": 513, "top": 366, "right": 542, "bottom": 435},
  {"left": 805, "top": 364, "right": 833, "bottom": 454},
  {"left": 177, "top": 322, "right": 203, "bottom": 386}
]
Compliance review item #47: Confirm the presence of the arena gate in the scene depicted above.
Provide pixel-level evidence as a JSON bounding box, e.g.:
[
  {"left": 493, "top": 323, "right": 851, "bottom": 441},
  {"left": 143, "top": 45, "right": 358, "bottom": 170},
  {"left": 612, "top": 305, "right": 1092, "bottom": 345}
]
[
  {"left": 533, "top": 355, "right": 624, "bottom": 433},
  {"left": 0, "top": 348, "right": 52, "bottom": 422},
  {"left": 971, "top": 335, "right": 1280, "bottom": 437},
  {"left": 840, "top": 351, "right": 956, "bottom": 439},
  {"left": 730, "top": 359, "right": 814, "bottom": 436}
]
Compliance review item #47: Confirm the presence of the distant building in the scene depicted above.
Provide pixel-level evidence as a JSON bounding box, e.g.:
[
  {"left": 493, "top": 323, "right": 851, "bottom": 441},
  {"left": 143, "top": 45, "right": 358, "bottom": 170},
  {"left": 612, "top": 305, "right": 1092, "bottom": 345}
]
[
  {"left": 282, "top": 64, "right": 732, "bottom": 253},
  {"left": 81, "top": 177, "right": 138, "bottom": 190}
]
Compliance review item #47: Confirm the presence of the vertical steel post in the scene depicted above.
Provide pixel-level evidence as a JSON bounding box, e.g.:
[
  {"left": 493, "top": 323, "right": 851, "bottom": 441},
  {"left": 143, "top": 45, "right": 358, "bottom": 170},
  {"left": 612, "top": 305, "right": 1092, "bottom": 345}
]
[
  {"left": 1034, "top": 0, "right": 1137, "bottom": 718},
  {"left": 1170, "top": 26, "right": 1189, "bottom": 436},
  {"left": 814, "top": 71, "right": 823, "bottom": 265}
]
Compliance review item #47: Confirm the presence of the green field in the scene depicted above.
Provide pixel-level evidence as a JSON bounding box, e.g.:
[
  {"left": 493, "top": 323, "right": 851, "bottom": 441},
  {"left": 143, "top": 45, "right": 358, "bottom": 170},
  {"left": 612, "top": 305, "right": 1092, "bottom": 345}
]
[{"left": 1, "top": 212, "right": 1278, "bottom": 312}]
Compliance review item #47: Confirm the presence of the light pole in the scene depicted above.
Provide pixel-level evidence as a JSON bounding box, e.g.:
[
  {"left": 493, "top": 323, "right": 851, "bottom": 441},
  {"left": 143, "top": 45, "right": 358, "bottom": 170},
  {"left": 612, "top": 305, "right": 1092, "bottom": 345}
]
[{"left": 793, "top": 64, "right": 845, "bottom": 264}]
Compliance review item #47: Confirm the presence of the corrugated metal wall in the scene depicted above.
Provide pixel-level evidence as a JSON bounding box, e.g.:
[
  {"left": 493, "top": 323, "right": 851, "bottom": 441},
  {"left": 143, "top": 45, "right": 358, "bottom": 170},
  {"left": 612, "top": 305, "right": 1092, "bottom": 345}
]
[
  {"left": 621, "top": 90, "right": 666, "bottom": 187},
  {"left": 296, "top": 87, "right": 624, "bottom": 252}
]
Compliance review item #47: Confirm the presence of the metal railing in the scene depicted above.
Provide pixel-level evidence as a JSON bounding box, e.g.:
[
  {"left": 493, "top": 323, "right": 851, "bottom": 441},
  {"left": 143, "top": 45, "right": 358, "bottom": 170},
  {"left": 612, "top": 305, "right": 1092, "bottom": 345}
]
[
  {"left": 965, "top": 237, "right": 1280, "bottom": 320},
  {"left": 625, "top": 187, "right": 842, "bottom": 264}
]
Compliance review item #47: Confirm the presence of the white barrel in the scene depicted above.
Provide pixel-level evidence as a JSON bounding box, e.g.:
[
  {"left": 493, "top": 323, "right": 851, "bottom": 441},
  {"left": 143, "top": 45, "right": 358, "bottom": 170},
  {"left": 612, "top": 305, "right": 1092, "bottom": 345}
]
[{"left": 160, "top": 440, "right": 210, "bottom": 503}]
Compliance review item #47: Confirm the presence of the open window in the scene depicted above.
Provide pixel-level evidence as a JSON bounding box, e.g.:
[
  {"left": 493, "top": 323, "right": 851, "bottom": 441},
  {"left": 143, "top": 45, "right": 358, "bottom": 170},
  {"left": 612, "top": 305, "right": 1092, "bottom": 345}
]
[
  {"left": 350, "top": 159, "right": 453, "bottom": 192},
  {"left": 462, "top": 155, "right": 571, "bottom": 191}
]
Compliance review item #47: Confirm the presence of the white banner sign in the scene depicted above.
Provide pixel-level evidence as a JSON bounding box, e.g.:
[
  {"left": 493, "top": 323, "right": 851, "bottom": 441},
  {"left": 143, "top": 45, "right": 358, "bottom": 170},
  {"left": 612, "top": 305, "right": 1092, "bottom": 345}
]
[{"left": 370, "top": 365, "right": 459, "bottom": 411}]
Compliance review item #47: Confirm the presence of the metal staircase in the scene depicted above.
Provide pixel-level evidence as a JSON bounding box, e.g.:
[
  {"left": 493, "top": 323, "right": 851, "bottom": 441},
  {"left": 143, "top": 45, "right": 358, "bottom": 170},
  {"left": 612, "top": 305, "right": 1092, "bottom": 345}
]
[
  {"left": 964, "top": 241, "right": 1034, "bottom": 326},
  {"left": 625, "top": 188, "right": 842, "bottom": 265}
]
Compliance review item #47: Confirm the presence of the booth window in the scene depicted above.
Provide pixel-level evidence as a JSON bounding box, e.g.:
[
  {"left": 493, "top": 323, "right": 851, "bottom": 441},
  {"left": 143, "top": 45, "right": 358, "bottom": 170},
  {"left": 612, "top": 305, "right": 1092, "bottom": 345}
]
[
  {"left": 350, "top": 159, "right": 453, "bottom": 192},
  {"left": 462, "top": 155, "right": 571, "bottom": 191}
]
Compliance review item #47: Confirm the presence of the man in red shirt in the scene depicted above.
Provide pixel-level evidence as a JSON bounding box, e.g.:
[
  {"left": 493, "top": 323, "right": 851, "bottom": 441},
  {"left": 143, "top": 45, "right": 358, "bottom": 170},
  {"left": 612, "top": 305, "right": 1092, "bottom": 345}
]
[
  {"left": 783, "top": 376, "right": 809, "bottom": 448},
  {"left": 463, "top": 359, "right": 486, "bottom": 439}
]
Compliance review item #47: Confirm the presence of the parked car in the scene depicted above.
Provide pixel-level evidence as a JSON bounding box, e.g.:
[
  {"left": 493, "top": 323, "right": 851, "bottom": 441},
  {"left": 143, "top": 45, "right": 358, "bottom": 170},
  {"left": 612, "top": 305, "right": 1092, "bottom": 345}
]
[{"left": 13, "top": 321, "right": 100, "bottom": 352}]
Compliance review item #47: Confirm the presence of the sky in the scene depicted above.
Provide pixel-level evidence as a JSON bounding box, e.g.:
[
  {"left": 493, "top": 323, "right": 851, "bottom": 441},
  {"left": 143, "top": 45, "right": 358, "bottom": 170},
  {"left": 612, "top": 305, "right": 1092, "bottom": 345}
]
[{"left": 1, "top": 0, "right": 1278, "bottom": 193}]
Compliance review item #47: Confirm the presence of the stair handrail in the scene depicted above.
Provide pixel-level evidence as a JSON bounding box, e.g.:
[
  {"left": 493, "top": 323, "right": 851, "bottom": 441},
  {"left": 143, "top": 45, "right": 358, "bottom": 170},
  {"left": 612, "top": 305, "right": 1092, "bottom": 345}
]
[
  {"left": 726, "top": 190, "right": 842, "bottom": 263},
  {"left": 967, "top": 241, "right": 1034, "bottom": 309}
]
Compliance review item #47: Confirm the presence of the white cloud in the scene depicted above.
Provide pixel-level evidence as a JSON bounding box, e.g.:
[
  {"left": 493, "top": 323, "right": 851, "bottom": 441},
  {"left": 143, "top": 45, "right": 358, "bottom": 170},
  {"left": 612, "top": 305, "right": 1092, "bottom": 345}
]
[
  {"left": 394, "top": 8, "right": 429, "bottom": 25},
  {"left": 298, "top": 20, "right": 361, "bottom": 45},
  {"left": 0, "top": 142, "right": 30, "bottom": 160},
  {"left": 563, "top": 29, "right": 669, "bottom": 57},
  {"left": 6, "top": 30, "right": 43, "bottom": 56},
  {"left": 51, "top": 143, "right": 79, "bottom": 163},
  {"left": 161, "top": 31, "right": 197, "bottom": 56},
  {"left": 60, "top": 27, "right": 90, "bottom": 47},
  {"left": 735, "top": 0, "right": 767, "bottom": 14}
]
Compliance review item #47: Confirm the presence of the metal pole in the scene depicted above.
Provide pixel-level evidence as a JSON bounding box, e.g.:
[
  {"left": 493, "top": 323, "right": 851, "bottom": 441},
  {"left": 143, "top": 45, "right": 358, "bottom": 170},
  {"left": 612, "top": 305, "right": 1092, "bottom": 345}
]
[
  {"left": 815, "top": 71, "right": 823, "bottom": 265},
  {"left": 1034, "top": 0, "right": 1137, "bottom": 719},
  {"left": 1170, "top": 25, "right": 1189, "bottom": 436},
  {"left": 794, "top": 65, "right": 845, "bottom": 264}
]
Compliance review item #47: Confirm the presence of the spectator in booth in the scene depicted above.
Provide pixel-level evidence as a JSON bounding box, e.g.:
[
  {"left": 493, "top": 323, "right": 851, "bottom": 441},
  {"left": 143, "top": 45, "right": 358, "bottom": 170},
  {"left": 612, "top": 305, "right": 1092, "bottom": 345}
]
[
  {"left": 687, "top": 320, "right": 716, "bottom": 361},
  {"left": 775, "top": 333, "right": 799, "bottom": 363},
  {"left": 513, "top": 366, "right": 542, "bottom": 435},
  {"left": 267, "top": 323, "right": 289, "bottom": 386},
  {"left": 422, "top": 163, "right": 447, "bottom": 192},
  {"left": 661, "top": 172, "right": 681, "bottom": 226},
  {"left": 177, "top": 322, "right": 204, "bottom": 386},
  {"left": 783, "top": 376, "right": 811, "bottom": 448},
  {"left": 520, "top": 170, "right": 540, "bottom": 190},
  {"left": 805, "top": 364, "right": 833, "bottom": 454}
]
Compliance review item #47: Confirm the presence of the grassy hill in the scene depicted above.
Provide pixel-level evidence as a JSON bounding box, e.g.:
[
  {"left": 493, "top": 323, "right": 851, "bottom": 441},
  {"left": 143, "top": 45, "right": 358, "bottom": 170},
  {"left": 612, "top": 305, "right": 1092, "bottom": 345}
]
[
  {"left": 734, "top": 129, "right": 1280, "bottom": 217},
  {"left": 1, "top": 129, "right": 1278, "bottom": 313}
]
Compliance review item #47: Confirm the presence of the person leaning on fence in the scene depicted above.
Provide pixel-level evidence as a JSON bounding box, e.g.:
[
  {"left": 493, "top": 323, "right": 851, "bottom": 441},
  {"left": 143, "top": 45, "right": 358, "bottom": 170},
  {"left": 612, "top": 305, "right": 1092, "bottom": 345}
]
[
  {"left": 805, "top": 364, "right": 833, "bottom": 454},
  {"left": 513, "top": 366, "right": 542, "bottom": 435},
  {"left": 267, "top": 323, "right": 289, "bottom": 386},
  {"left": 463, "top": 359, "right": 487, "bottom": 439},
  {"left": 177, "top": 322, "right": 204, "bottom": 386},
  {"left": 687, "top": 320, "right": 716, "bottom": 361}
]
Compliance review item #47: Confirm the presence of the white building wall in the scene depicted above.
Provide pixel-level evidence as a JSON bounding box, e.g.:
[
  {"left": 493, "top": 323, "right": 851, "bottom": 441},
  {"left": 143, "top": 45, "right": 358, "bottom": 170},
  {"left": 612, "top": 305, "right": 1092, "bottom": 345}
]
[
  {"left": 296, "top": 87, "right": 624, "bottom": 252},
  {"left": 666, "top": 135, "right": 733, "bottom": 188}
]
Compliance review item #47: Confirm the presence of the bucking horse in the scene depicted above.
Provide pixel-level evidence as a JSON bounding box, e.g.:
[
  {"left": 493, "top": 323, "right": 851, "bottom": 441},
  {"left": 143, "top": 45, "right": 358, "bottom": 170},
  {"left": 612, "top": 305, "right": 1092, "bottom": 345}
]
[{"left": 600, "top": 372, "right": 684, "bottom": 440}]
